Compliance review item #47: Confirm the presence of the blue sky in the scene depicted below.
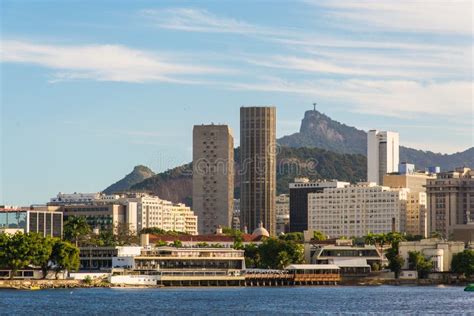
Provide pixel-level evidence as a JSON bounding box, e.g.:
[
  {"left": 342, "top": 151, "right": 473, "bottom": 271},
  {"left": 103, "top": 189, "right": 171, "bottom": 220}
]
[{"left": 1, "top": 0, "right": 473, "bottom": 205}]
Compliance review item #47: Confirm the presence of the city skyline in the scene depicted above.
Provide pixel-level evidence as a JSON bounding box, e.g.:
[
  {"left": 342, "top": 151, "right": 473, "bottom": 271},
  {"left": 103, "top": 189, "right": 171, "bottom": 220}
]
[{"left": 1, "top": 0, "right": 473, "bottom": 205}]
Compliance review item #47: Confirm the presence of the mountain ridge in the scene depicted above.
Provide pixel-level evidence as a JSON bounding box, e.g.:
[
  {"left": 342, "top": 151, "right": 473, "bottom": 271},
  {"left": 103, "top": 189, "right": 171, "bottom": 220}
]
[
  {"left": 103, "top": 165, "right": 155, "bottom": 194},
  {"left": 278, "top": 110, "right": 473, "bottom": 171}
]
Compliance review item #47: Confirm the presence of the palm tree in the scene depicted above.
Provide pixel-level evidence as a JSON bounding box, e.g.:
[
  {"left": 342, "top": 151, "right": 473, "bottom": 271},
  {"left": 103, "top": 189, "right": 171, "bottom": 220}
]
[{"left": 63, "top": 216, "right": 91, "bottom": 247}]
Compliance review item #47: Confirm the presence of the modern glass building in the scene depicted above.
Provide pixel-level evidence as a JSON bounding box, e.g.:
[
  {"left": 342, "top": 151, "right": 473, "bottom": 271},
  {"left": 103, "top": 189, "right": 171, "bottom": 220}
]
[{"left": 0, "top": 209, "right": 63, "bottom": 237}]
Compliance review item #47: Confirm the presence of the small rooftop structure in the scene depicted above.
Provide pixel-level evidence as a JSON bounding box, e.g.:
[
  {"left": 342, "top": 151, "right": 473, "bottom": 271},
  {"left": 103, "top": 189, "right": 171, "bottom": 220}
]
[{"left": 252, "top": 222, "right": 270, "bottom": 237}]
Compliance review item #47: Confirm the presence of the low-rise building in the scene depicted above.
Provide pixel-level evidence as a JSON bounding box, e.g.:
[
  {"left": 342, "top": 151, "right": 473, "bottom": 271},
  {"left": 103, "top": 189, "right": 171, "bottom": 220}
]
[
  {"left": 305, "top": 238, "right": 383, "bottom": 276},
  {"left": 134, "top": 246, "right": 246, "bottom": 286},
  {"left": 398, "top": 238, "right": 465, "bottom": 272},
  {"left": 79, "top": 247, "right": 117, "bottom": 271},
  {"left": 0, "top": 207, "right": 63, "bottom": 237},
  {"left": 308, "top": 182, "right": 408, "bottom": 238}
]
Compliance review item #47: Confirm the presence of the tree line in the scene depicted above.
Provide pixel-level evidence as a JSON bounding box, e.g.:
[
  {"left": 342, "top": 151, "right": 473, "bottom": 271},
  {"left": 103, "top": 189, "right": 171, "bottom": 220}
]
[{"left": 0, "top": 232, "right": 79, "bottom": 279}]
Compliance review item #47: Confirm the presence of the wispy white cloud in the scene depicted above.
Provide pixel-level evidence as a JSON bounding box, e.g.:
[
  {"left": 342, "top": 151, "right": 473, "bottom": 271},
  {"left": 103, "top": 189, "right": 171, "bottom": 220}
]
[
  {"left": 0, "top": 40, "right": 229, "bottom": 83},
  {"left": 140, "top": 8, "right": 276, "bottom": 35},
  {"left": 312, "top": 0, "right": 472, "bottom": 35},
  {"left": 228, "top": 77, "right": 473, "bottom": 118}
]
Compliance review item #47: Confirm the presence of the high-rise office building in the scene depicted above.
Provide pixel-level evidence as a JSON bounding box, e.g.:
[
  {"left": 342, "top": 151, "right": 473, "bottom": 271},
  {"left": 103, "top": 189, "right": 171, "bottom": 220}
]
[
  {"left": 193, "top": 124, "right": 234, "bottom": 234},
  {"left": 240, "top": 106, "right": 276, "bottom": 235},
  {"left": 367, "top": 130, "right": 399, "bottom": 185},
  {"left": 289, "top": 178, "right": 349, "bottom": 232}
]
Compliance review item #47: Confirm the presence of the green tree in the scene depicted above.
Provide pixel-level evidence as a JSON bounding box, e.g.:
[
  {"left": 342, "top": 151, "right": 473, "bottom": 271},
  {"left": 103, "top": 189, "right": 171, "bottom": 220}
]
[
  {"left": 312, "top": 231, "right": 326, "bottom": 241},
  {"left": 64, "top": 216, "right": 91, "bottom": 247},
  {"left": 451, "top": 250, "right": 474, "bottom": 278},
  {"left": 115, "top": 223, "right": 139, "bottom": 246},
  {"left": 257, "top": 238, "right": 304, "bottom": 269},
  {"left": 408, "top": 251, "right": 432, "bottom": 279},
  {"left": 29, "top": 234, "right": 54, "bottom": 279},
  {"left": 50, "top": 240, "right": 80, "bottom": 279},
  {"left": 2, "top": 232, "right": 32, "bottom": 278},
  {"left": 276, "top": 251, "right": 291, "bottom": 269},
  {"left": 222, "top": 227, "right": 244, "bottom": 249},
  {"left": 279, "top": 232, "right": 304, "bottom": 242},
  {"left": 0, "top": 233, "right": 9, "bottom": 268},
  {"left": 154, "top": 240, "right": 168, "bottom": 247},
  {"left": 243, "top": 243, "right": 260, "bottom": 268},
  {"left": 386, "top": 248, "right": 404, "bottom": 278},
  {"left": 97, "top": 228, "right": 116, "bottom": 247},
  {"left": 171, "top": 240, "right": 183, "bottom": 248}
]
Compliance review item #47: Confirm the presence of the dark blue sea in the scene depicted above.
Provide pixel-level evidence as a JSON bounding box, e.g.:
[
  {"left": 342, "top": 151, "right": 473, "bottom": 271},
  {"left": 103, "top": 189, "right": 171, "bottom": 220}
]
[{"left": 0, "top": 286, "right": 472, "bottom": 315}]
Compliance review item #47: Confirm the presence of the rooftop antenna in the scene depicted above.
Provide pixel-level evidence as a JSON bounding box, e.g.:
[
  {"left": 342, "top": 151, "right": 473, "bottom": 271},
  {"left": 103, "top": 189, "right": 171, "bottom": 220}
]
[{"left": 313, "top": 102, "right": 317, "bottom": 112}]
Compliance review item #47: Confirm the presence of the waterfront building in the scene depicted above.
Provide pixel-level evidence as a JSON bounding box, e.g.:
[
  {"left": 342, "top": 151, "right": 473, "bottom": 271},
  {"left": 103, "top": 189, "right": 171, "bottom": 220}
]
[
  {"left": 289, "top": 178, "right": 349, "bottom": 232},
  {"left": 425, "top": 167, "right": 474, "bottom": 238},
  {"left": 284, "top": 264, "right": 341, "bottom": 284},
  {"left": 193, "top": 124, "right": 234, "bottom": 234},
  {"left": 304, "top": 238, "right": 383, "bottom": 276},
  {"left": 308, "top": 182, "right": 408, "bottom": 238},
  {"left": 112, "top": 246, "right": 143, "bottom": 269},
  {"left": 276, "top": 194, "right": 289, "bottom": 234},
  {"left": 240, "top": 106, "right": 277, "bottom": 235},
  {"left": 0, "top": 207, "right": 63, "bottom": 237},
  {"left": 134, "top": 246, "right": 246, "bottom": 286},
  {"left": 398, "top": 238, "right": 465, "bottom": 272},
  {"left": 79, "top": 247, "right": 117, "bottom": 271},
  {"left": 367, "top": 130, "right": 399, "bottom": 185}
]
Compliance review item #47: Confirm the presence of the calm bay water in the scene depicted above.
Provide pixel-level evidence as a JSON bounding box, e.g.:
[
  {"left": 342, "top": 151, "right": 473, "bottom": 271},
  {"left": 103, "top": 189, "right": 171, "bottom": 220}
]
[{"left": 0, "top": 286, "right": 473, "bottom": 315}]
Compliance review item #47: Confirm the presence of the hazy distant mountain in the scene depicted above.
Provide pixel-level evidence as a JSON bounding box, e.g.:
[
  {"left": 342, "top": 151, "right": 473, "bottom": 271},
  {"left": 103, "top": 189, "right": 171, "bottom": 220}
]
[
  {"left": 103, "top": 165, "right": 155, "bottom": 194},
  {"left": 278, "top": 110, "right": 473, "bottom": 170}
]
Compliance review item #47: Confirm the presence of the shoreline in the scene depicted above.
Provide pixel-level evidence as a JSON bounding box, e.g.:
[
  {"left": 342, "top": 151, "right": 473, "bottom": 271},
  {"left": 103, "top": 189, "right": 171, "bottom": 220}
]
[{"left": 0, "top": 279, "right": 470, "bottom": 290}]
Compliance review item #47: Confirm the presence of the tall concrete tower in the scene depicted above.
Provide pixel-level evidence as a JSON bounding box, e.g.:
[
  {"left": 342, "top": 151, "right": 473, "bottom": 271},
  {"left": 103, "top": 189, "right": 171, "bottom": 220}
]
[
  {"left": 367, "top": 130, "right": 399, "bottom": 184},
  {"left": 240, "top": 106, "right": 276, "bottom": 235},
  {"left": 193, "top": 124, "right": 234, "bottom": 234}
]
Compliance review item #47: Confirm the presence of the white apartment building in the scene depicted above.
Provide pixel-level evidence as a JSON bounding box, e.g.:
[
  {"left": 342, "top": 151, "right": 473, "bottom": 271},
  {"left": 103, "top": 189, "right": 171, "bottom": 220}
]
[
  {"left": 308, "top": 183, "right": 408, "bottom": 238},
  {"left": 124, "top": 195, "right": 198, "bottom": 235},
  {"left": 367, "top": 130, "right": 399, "bottom": 185},
  {"left": 51, "top": 192, "right": 198, "bottom": 235}
]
